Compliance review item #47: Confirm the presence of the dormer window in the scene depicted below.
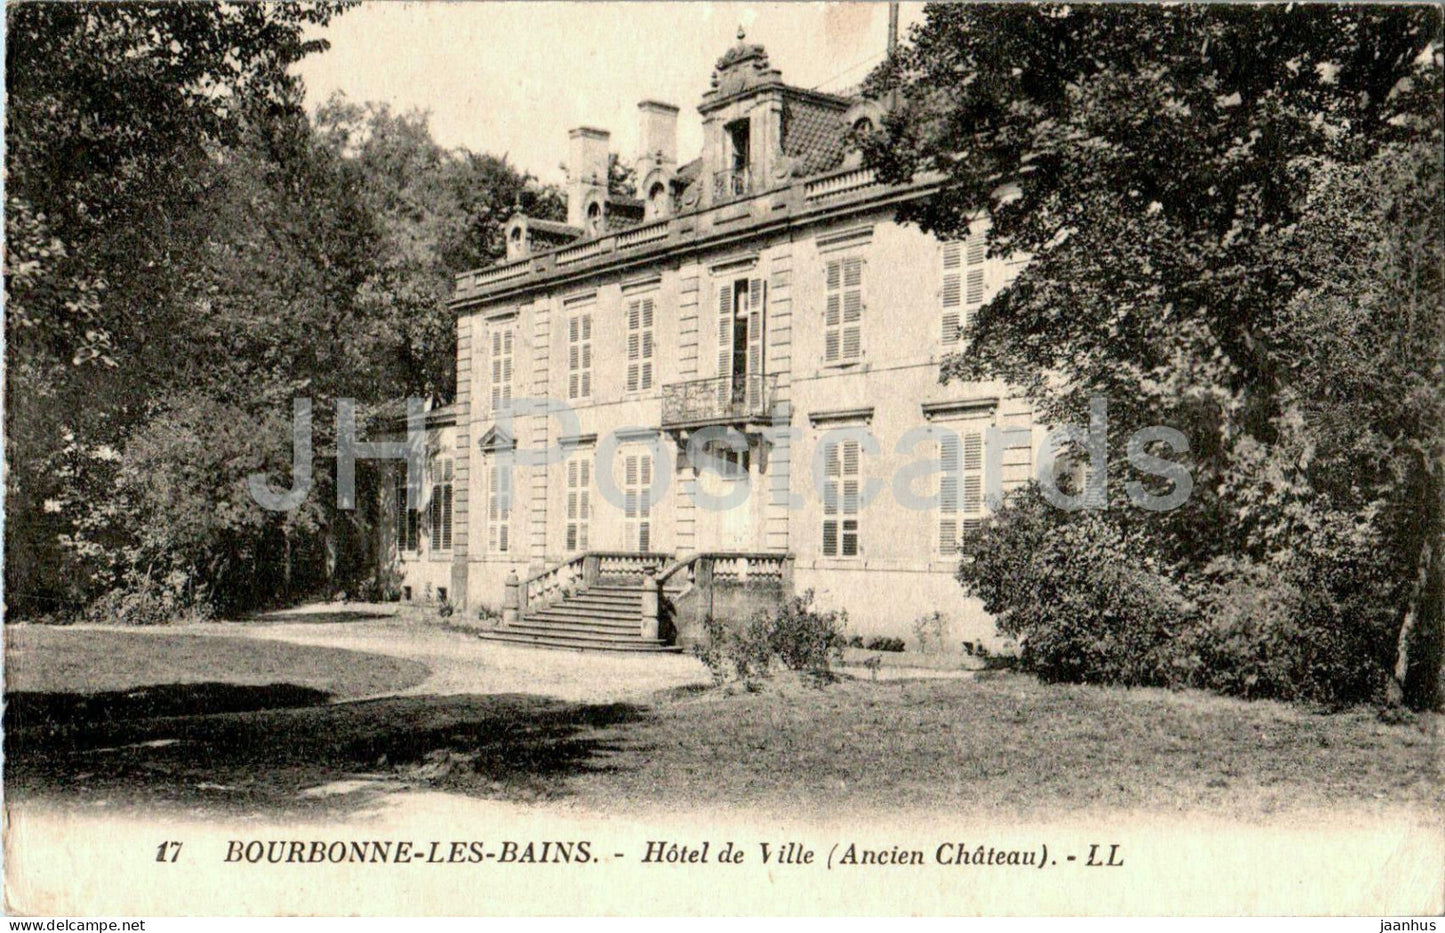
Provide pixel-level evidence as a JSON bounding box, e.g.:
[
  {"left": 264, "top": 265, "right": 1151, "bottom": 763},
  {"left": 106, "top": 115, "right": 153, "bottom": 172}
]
[
  {"left": 715, "top": 118, "right": 751, "bottom": 201},
  {"left": 647, "top": 181, "right": 668, "bottom": 219},
  {"left": 585, "top": 201, "right": 603, "bottom": 236}
]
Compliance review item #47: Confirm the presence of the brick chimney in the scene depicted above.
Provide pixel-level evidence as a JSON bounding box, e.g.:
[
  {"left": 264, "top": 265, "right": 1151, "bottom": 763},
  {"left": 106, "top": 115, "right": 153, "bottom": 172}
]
[{"left": 566, "top": 126, "right": 610, "bottom": 230}]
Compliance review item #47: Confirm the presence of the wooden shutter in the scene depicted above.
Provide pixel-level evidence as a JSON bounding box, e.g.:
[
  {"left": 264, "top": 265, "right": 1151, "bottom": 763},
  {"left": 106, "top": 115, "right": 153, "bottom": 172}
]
[
  {"left": 639, "top": 453, "right": 652, "bottom": 552},
  {"left": 640, "top": 296, "right": 654, "bottom": 390},
  {"left": 580, "top": 313, "right": 592, "bottom": 398},
  {"left": 938, "top": 432, "right": 960, "bottom": 554},
  {"left": 491, "top": 329, "right": 503, "bottom": 411},
  {"left": 961, "top": 430, "right": 983, "bottom": 535},
  {"left": 840, "top": 440, "right": 860, "bottom": 556},
  {"left": 627, "top": 298, "right": 641, "bottom": 392},
  {"left": 941, "top": 241, "right": 963, "bottom": 344},
  {"left": 822, "top": 441, "right": 840, "bottom": 555},
  {"left": 841, "top": 257, "right": 864, "bottom": 360},
  {"left": 746, "top": 277, "right": 765, "bottom": 407},
  {"left": 822, "top": 439, "right": 861, "bottom": 557},
  {"left": 716, "top": 282, "right": 734, "bottom": 385},
  {"left": 824, "top": 261, "right": 841, "bottom": 362},
  {"left": 964, "top": 231, "right": 985, "bottom": 331},
  {"left": 626, "top": 297, "right": 656, "bottom": 393},
  {"left": 567, "top": 316, "right": 580, "bottom": 399}
]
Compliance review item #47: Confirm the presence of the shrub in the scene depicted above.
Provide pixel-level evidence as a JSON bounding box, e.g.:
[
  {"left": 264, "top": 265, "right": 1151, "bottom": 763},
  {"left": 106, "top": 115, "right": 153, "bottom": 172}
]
[
  {"left": 436, "top": 598, "right": 456, "bottom": 619},
  {"left": 1180, "top": 557, "right": 1394, "bottom": 706},
  {"left": 913, "top": 611, "right": 951, "bottom": 655},
  {"left": 692, "top": 591, "right": 848, "bottom": 685},
  {"left": 958, "top": 486, "right": 1188, "bottom": 687},
  {"left": 693, "top": 615, "right": 731, "bottom": 685},
  {"left": 768, "top": 590, "right": 847, "bottom": 673},
  {"left": 85, "top": 571, "right": 212, "bottom": 626},
  {"left": 865, "top": 636, "right": 906, "bottom": 652}
]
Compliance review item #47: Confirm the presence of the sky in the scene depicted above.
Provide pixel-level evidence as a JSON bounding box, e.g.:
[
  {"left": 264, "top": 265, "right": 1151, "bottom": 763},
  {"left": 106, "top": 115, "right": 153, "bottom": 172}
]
[{"left": 294, "top": 2, "right": 925, "bottom": 184}]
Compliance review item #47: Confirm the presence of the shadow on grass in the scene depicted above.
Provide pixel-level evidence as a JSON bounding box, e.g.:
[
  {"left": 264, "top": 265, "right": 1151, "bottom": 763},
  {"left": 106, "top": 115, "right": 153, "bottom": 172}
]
[
  {"left": 4, "top": 687, "right": 650, "bottom": 817},
  {"left": 232, "top": 609, "right": 397, "bottom": 626}
]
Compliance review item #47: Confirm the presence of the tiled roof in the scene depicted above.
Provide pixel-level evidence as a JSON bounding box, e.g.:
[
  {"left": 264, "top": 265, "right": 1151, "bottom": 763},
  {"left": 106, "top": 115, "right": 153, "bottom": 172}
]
[
  {"left": 783, "top": 96, "right": 851, "bottom": 176},
  {"left": 526, "top": 218, "right": 583, "bottom": 239}
]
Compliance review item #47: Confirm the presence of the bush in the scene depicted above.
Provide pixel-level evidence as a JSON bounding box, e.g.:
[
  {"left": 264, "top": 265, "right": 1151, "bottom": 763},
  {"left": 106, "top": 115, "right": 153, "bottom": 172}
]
[
  {"left": 692, "top": 591, "right": 848, "bottom": 686},
  {"left": 958, "top": 486, "right": 1187, "bottom": 687},
  {"left": 913, "top": 611, "right": 951, "bottom": 655},
  {"left": 768, "top": 590, "right": 847, "bottom": 672},
  {"left": 1179, "top": 557, "right": 1394, "bottom": 706},
  {"left": 865, "top": 636, "right": 906, "bottom": 652},
  {"left": 85, "top": 571, "right": 212, "bottom": 626}
]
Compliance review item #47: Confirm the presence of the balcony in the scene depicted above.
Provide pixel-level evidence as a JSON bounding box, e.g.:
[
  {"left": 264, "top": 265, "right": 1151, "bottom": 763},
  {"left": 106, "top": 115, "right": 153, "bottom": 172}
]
[
  {"left": 712, "top": 167, "right": 752, "bottom": 202},
  {"left": 661, "top": 373, "right": 779, "bottom": 430}
]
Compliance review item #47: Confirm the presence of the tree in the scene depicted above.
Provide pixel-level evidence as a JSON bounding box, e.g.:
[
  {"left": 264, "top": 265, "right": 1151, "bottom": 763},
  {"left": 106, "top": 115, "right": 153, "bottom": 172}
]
[
  {"left": 865, "top": 4, "right": 1443, "bottom": 706},
  {"left": 4, "top": 2, "right": 350, "bottom": 614}
]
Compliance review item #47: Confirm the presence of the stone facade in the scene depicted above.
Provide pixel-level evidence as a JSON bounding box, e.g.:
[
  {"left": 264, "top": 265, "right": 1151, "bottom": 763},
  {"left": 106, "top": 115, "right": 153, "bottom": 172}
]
[{"left": 391, "top": 36, "right": 1042, "bottom": 650}]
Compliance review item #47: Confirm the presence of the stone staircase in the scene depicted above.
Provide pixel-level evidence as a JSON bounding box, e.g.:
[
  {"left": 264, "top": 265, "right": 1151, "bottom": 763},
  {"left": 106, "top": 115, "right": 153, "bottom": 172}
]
[{"left": 476, "top": 582, "right": 681, "bottom": 653}]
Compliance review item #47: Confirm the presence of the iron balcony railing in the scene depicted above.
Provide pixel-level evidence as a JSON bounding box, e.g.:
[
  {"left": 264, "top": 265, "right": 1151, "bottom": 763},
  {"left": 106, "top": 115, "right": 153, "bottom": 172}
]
[
  {"left": 712, "top": 167, "right": 752, "bottom": 201},
  {"left": 661, "top": 373, "right": 778, "bottom": 428}
]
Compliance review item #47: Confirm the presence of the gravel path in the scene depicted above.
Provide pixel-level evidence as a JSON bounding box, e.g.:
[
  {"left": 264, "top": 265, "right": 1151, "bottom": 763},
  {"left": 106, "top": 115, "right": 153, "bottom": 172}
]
[{"left": 185, "top": 602, "right": 712, "bottom": 704}]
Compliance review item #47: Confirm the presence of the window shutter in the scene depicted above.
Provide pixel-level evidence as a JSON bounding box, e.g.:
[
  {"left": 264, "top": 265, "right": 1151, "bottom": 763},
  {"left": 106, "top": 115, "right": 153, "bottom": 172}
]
[
  {"left": 441, "top": 484, "right": 453, "bottom": 550},
  {"left": 746, "top": 278, "right": 766, "bottom": 407},
  {"left": 962, "top": 430, "right": 984, "bottom": 535},
  {"left": 821, "top": 440, "right": 861, "bottom": 557},
  {"left": 964, "top": 230, "right": 985, "bottom": 332},
  {"left": 627, "top": 298, "right": 641, "bottom": 392},
  {"left": 566, "top": 460, "right": 578, "bottom": 551},
  {"left": 717, "top": 282, "right": 734, "bottom": 383},
  {"left": 430, "top": 490, "right": 441, "bottom": 551},
  {"left": 640, "top": 297, "right": 654, "bottom": 390},
  {"left": 823, "top": 255, "right": 864, "bottom": 363},
  {"left": 824, "top": 260, "right": 841, "bottom": 362},
  {"left": 941, "top": 241, "right": 963, "bottom": 345},
  {"left": 938, "top": 432, "right": 961, "bottom": 554}
]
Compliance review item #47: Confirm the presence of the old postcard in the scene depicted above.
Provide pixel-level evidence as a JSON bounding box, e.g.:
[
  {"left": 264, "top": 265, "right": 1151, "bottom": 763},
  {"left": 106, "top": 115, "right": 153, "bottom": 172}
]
[{"left": 3, "top": 0, "right": 1442, "bottom": 919}]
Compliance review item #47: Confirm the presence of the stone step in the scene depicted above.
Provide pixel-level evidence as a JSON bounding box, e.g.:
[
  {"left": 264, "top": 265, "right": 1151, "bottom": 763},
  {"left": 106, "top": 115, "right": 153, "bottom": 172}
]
[
  {"left": 508, "top": 620, "right": 653, "bottom": 640},
  {"left": 555, "top": 594, "right": 644, "bottom": 609},
  {"left": 527, "top": 605, "right": 641, "bottom": 624},
  {"left": 476, "top": 629, "right": 679, "bottom": 653},
  {"left": 517, "top": 612, "right": 644, "bottom": 631}
]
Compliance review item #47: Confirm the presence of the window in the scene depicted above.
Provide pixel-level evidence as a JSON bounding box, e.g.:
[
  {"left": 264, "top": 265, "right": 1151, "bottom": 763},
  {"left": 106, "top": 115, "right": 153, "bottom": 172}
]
[
  {"left": 394, "top": 466, "right": 418, "bottom": 553},
  {"left": 585, "top": 200, "right": 603, "bottom": 236},
  {"left": 490, "top": 323, "right": 514, "bottom": 413},
  {"left": 821, "top": 439, "right": 861, "bottom": 557},
  {"left": 566, "top": 455, "right": 591, "bottom": 552},
  {"left": 647, "top": 182, "right": 668, "bottom": 219},
  {"left": 487, "top": 458, "right": 512, "bottom": 554},
  {"left": 626, "top": 294, "right": 656, "bottom": 392},
  {"left": 824, "top": 256, "right": 864, "bottom": 363},
  {"left": 937, "top": 429, "right": 983, "bottom": 555},
  {"left": 716, "top": 276, "right": 765, "bottom": 407},
  {"left": 941, "top": 230, "right": 986, "bottom": 346},
  {"left": 567, "top": 307, "right": 593, "bottom": 400},
  {"left": 622, "top": 450, "right": 652, "bottom": 552},
  {"left": 429, "top": 459, "right": 454, "bottom": 553}
]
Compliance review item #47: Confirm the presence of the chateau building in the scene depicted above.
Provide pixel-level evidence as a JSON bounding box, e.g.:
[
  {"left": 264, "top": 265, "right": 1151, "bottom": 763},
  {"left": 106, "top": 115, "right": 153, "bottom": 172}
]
[{"left": 382, "top": 34, "right": 1041, "bottom": 651}]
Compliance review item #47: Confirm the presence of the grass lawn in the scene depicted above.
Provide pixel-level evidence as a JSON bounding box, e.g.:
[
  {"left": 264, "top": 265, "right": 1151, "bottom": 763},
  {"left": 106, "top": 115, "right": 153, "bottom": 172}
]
[
  {"left": 4, "top": 619, "right": 1438, "bottom": 820},
  {"left": 4, "top": 626, "right": 429, "bottom": 700},
  {"left": 570, "top": 672, "right": 1443, "bottom": 820}
]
